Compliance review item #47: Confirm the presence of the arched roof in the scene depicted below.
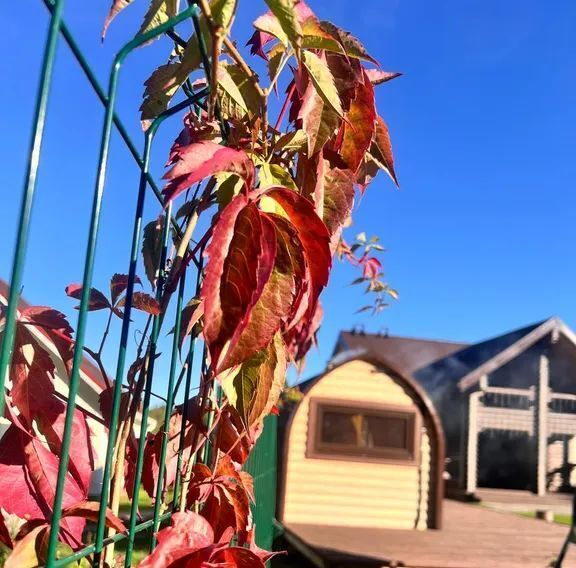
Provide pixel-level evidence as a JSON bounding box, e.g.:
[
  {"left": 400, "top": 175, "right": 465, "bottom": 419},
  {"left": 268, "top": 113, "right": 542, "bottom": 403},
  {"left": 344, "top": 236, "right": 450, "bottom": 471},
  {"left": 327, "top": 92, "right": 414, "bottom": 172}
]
[{"left": 281, "top": 350, "right": 445, "bottom": 529}]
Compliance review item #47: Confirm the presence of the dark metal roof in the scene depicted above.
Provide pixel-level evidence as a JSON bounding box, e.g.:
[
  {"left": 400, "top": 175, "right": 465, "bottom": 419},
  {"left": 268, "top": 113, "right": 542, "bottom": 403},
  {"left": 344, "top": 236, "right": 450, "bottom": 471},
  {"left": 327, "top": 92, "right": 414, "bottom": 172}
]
[
  {"left": 413, "top": 320, "right": 547, "bottom": 391},
  {"left": 336, "top": 330, "right": 468, "bottom": 378}
]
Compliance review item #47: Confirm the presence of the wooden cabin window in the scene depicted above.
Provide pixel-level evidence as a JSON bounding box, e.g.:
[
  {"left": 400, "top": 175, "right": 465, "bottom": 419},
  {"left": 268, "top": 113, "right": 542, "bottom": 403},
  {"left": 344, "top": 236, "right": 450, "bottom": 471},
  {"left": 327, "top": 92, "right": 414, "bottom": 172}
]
[{"left": 309, "top": 400, "right": 418, "bottom": 463}]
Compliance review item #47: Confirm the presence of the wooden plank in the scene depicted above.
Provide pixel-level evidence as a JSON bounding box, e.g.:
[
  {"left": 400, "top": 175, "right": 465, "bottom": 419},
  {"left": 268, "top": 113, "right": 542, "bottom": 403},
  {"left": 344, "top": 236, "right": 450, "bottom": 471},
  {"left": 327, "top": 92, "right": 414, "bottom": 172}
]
[{"left": 286, "top": 500, "right": 574, "bottom": 568}]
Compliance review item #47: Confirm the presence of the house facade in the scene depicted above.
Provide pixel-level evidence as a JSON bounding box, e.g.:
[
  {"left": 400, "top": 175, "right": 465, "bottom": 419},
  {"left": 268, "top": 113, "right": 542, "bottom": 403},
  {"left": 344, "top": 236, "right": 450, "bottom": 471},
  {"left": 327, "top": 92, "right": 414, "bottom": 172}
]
[{"left": 335, "top": 318, "right": 576, "bottom": 496}]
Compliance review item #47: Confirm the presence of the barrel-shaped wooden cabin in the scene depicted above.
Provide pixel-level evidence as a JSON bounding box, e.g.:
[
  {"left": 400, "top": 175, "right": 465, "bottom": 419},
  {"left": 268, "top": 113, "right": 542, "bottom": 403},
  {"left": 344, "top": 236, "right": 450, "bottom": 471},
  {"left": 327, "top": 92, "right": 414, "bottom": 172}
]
[{"left": 279, "top": 352, "right": 445, "bottom": 531}]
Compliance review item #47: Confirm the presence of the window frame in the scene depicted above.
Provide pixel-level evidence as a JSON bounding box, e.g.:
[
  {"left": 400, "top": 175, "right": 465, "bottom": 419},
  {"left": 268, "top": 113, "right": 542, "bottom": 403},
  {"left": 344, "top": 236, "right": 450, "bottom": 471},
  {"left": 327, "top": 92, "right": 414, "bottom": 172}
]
[{"left": 307, "top": 398, "right": 421, "bottom": 465}]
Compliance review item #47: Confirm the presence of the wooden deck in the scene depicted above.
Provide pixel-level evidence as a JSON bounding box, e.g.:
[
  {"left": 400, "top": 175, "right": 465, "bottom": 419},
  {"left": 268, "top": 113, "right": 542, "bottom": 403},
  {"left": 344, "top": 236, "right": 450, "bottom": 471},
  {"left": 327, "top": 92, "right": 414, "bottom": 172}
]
[{"left": 284, "top": 500, "right": 576, "bottom": 567}]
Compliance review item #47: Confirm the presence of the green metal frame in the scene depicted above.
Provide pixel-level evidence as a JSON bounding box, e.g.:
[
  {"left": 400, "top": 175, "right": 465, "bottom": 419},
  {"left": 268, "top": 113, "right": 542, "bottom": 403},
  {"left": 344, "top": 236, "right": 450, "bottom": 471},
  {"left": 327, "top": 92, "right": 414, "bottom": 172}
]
[{"left": 0, "top": 1, "right": 220, "bottom": 566}]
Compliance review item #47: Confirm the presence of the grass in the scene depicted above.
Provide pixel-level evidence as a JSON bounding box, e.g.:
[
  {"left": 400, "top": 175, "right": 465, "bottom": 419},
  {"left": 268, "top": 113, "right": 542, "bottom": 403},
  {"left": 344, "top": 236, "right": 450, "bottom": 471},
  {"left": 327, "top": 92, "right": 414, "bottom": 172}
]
[
  {"left": 518, "top": 511, "right": 572, "bottom": 525},
  {"left": 113, "top": 488, "right": 175, "bottom": 565}
]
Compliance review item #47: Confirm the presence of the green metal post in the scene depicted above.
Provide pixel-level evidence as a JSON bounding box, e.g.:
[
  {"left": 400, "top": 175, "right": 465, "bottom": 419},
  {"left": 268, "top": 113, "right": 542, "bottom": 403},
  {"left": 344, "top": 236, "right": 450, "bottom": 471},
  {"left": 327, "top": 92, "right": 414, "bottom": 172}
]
[
  {"left": 0, "top": 0, "right": 66, "bottom": 417},
  {"left": 150, "top": 275, "right": 187, "bottom": 547},
  {"left": 124, "top": 203, "right": 172, "bottom": 567}
]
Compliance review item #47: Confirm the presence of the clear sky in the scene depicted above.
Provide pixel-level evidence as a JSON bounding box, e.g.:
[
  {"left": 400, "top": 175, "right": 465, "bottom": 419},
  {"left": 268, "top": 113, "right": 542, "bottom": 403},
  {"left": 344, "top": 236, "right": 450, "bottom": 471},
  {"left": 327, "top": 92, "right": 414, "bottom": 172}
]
[{"left": 2, "top": 0, "right": 576, "bottom": 390}]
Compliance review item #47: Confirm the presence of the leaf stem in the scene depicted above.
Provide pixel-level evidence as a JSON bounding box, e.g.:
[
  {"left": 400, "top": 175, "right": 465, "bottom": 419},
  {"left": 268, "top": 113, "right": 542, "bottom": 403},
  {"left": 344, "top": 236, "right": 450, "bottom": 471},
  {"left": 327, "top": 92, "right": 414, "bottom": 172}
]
[{"left": 274, "top": 81, "right": 296, "bottom": 131}]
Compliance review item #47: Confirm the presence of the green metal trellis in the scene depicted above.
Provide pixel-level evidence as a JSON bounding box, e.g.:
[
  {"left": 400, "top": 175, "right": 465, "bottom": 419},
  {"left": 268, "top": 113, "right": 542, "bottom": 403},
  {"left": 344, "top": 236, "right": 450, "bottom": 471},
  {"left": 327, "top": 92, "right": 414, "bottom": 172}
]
[{"left": 0, "top": 1, "right": 280, "bottom": 566}]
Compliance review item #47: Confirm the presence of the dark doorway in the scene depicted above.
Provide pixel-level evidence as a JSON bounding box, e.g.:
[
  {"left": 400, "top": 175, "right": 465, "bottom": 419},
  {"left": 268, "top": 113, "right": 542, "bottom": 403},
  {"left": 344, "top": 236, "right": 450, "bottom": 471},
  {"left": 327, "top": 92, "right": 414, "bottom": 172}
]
[{"left": 478, "top": 429, "right": 532, "bottom": 490}]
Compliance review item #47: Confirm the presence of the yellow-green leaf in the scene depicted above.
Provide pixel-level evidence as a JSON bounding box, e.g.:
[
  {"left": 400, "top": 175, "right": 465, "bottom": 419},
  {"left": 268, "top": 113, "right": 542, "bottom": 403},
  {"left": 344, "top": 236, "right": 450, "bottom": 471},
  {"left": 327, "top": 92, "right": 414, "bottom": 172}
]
[
  {"left": 219, "top": 335, "right": 286, "bottom": 428},
  {"left": 302, "top": 51, "right": 343, "bottom": 117},
  {"left": 217, "top": 63, "right": 262, "bottom": 120},
  {"left": 263, "top": 0, "right": 302, "bottom": 52},
  {"left": 211, "top": 0, "right": 238, "bottom": 30},
  {"left": 267, "top": 43, "right": 286, "bottom": 85},
  {"left": 259, "top": 163, "right": 297, "bottom": 190},
  {"left": 137, "top": 0, "right": 180, "bottom": 38},
  {"left": 274, "top": 129, "right": 307, "bottom": 152}
]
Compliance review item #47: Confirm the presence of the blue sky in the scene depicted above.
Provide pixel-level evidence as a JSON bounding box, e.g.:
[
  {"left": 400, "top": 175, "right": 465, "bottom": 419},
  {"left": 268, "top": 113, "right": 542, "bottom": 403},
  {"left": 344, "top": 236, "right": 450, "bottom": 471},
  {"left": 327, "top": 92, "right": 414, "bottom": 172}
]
[{"left": 2, "top": 0, "right": 576, "bottom": 391}]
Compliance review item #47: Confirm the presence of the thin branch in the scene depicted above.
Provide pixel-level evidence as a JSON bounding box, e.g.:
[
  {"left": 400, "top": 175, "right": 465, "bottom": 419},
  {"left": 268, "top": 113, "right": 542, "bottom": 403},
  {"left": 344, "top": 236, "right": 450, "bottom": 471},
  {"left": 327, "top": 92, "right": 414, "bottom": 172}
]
[
  {"left": 97, "top": 309, "right": 114, "bottom": 357},
  {"left": 83, "top": 346, "right": 112, "bottom": 391},
  {"left": 268, "top": 49, "right": 292, "bottom": 97}
]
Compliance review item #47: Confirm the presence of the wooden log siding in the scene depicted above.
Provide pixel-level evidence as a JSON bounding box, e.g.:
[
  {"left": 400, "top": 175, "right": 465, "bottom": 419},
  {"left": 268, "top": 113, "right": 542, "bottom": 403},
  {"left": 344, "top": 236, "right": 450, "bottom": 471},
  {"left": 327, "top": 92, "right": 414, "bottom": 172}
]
[{"left": 282, "top": 360, "right": 433, "bottom": 530}]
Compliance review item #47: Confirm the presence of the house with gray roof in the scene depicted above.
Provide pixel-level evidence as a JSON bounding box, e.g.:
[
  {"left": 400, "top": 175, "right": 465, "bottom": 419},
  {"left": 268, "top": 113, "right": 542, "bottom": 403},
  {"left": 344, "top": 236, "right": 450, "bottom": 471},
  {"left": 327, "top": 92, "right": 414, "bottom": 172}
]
[{"left": 334, "top": 318, "right": 576, "bottom": 496}]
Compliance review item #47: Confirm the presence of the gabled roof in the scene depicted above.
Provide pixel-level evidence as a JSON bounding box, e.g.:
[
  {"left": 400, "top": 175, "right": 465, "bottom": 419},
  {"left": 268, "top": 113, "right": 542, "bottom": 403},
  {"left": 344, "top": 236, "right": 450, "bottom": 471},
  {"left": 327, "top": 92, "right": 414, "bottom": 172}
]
[
  {"left": 334, "top": 318, "right": 576, "bottom": 394},
  {"left": 413, "top": 320, "right": 545, "bottom": 392},
  {"left": 452, "top": 317, "right": 576, "bottom": 391},
  {"left": 335, "top": 330, "right": 468, "bottom": 378}
]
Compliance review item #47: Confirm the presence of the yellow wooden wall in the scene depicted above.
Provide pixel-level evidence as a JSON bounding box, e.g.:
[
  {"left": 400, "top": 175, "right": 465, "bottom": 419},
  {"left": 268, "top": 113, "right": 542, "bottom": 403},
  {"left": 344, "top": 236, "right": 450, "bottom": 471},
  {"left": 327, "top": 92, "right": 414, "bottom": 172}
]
[{"left": 282, "top": 360, "right": 432, "bottom": 530}]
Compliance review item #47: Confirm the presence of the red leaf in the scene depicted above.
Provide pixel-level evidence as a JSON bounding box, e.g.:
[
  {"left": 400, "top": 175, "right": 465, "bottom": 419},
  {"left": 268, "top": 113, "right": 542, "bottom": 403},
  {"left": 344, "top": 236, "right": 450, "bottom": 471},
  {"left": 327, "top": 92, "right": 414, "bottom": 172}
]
[
  {"left": 263, "top": 187, "right": 331, "bottom": 321},
  {"left": 163, "top": 141, "right": 254, "bottom": 203},
  {"left": 139, "top": 512, "right": 214, "bottom": 568},
  {"left": 219, "top": 216, "right": 302, "bottom": 371},
  {"left": 213, "top": 405, "right": 257, "bottom": 466},
  {"left": 285, "top": 301, "right": 323, "bottom": 366},
  {"left": 215, "top": 212, "right": 277, "bottom": 371},
  {"left": 339, "top": 69, "right": 376, "bottom": 172},
  {"left": 35, "top": 399, "right": 95, "bottom": 496},
  {"left": 178, "top": 298, "right": 204, "bottom": 352},
  {"left": 211, "top": 547, "right": 267, "bottom": 567},
  {"left": 202, "top": 198, "right": 275, "bottom": 372},
  {"left": 0, "top": 427, "right": 45, "bottom": 521},
  {"left": 121, "top": 291, "right": 161, "bottom": 315},
  {"left": 102, "top": 0, "right": 131, "bottom": 39},
  {"left": 23, "top": 437, "right": 86, "bottom": 545},
  {"left": 299, "top": 74, "right": 341, "bottom": 155},
  {"left": 321, "top": 165, "right": 356, "bottom": 253},
  {"left": 10, "top": 326, "right": 56, "bottom": 425},
  {"left": 365, "top": 69, "right": 402, "bottom": 85},
  {"left": 187, "top": 456, "right": 251, "bottom": 540},
  {"left": 62, "top": 501, "right": 126, "bottom": 533},
  {"left": 246, "top": 30, "right": 275, "bottom": 59},
  {"left": 362, "top": 256, "right": 382, "bottom": 279},
  {"left": 371, "top": 115, "right": 399, "bottom": 186},
  {"left": 65, "top": 284, "right": 111, "bottom": 311},
  {"left": 110, "top": 273, "right": 142, "bottom": 306},
  {"left": 19, "top": 306, "right": 74, "bottom": 373}
]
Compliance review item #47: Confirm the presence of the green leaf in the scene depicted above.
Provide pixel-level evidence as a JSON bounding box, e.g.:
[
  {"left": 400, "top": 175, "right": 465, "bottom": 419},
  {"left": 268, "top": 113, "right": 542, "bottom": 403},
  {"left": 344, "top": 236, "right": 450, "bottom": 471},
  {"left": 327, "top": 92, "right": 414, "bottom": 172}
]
[
  {"left": 220, "top": 334, "right": 286, "bottom": 428},
  {"left": 137, "top": 0, "right": 180, "bottom": 38},
  {"left": 215, "top": 172, "right": 244, "bottom": 206},
  {"left": 211, "top": 0, "right": 238, "bottom": 29},
  {"left": 263, "top": 0, "right": 303, "bottom": 52},
  {"left": 267, "top": 43, "right": 286, "bottom": 86},
  {"left": 142, "top": 215, "right": 165, "bottom": 288},
  {"left": 273, "top": 129, "right": 308, "bottom": 152},
  {"left": 258, "top": 163, "right": 297, "bottom": 190},
  {"left": 140, "top": 0, "right": 234, "bottom": 120},
  {"left": 302, "top": 51, "right": 343, "bottom": 117},
  {"left": 217, "top": 63, "right": 261, "bottom": 120}
]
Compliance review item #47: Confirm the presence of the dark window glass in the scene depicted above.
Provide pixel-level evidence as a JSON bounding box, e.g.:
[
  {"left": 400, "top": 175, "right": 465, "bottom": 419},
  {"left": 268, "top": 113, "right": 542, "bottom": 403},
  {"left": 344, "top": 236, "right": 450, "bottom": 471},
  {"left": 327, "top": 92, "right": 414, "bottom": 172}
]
[
  {"left": 365, "top": 414, "right": 408, "bottom": 449},
  {"left": 321, "top": 411, "right": 363, "bottom": 446},
  {"left": 314, "top": 403, "right": 417, "bottom": 461}
]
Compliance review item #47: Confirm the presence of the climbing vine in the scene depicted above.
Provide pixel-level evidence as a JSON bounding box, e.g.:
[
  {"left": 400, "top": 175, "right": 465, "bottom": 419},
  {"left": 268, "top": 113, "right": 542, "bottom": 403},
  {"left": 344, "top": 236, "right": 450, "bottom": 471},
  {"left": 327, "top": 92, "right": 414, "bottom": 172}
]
[{"left": 0, "top": 1, "right": 399, "bottom": 566}]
